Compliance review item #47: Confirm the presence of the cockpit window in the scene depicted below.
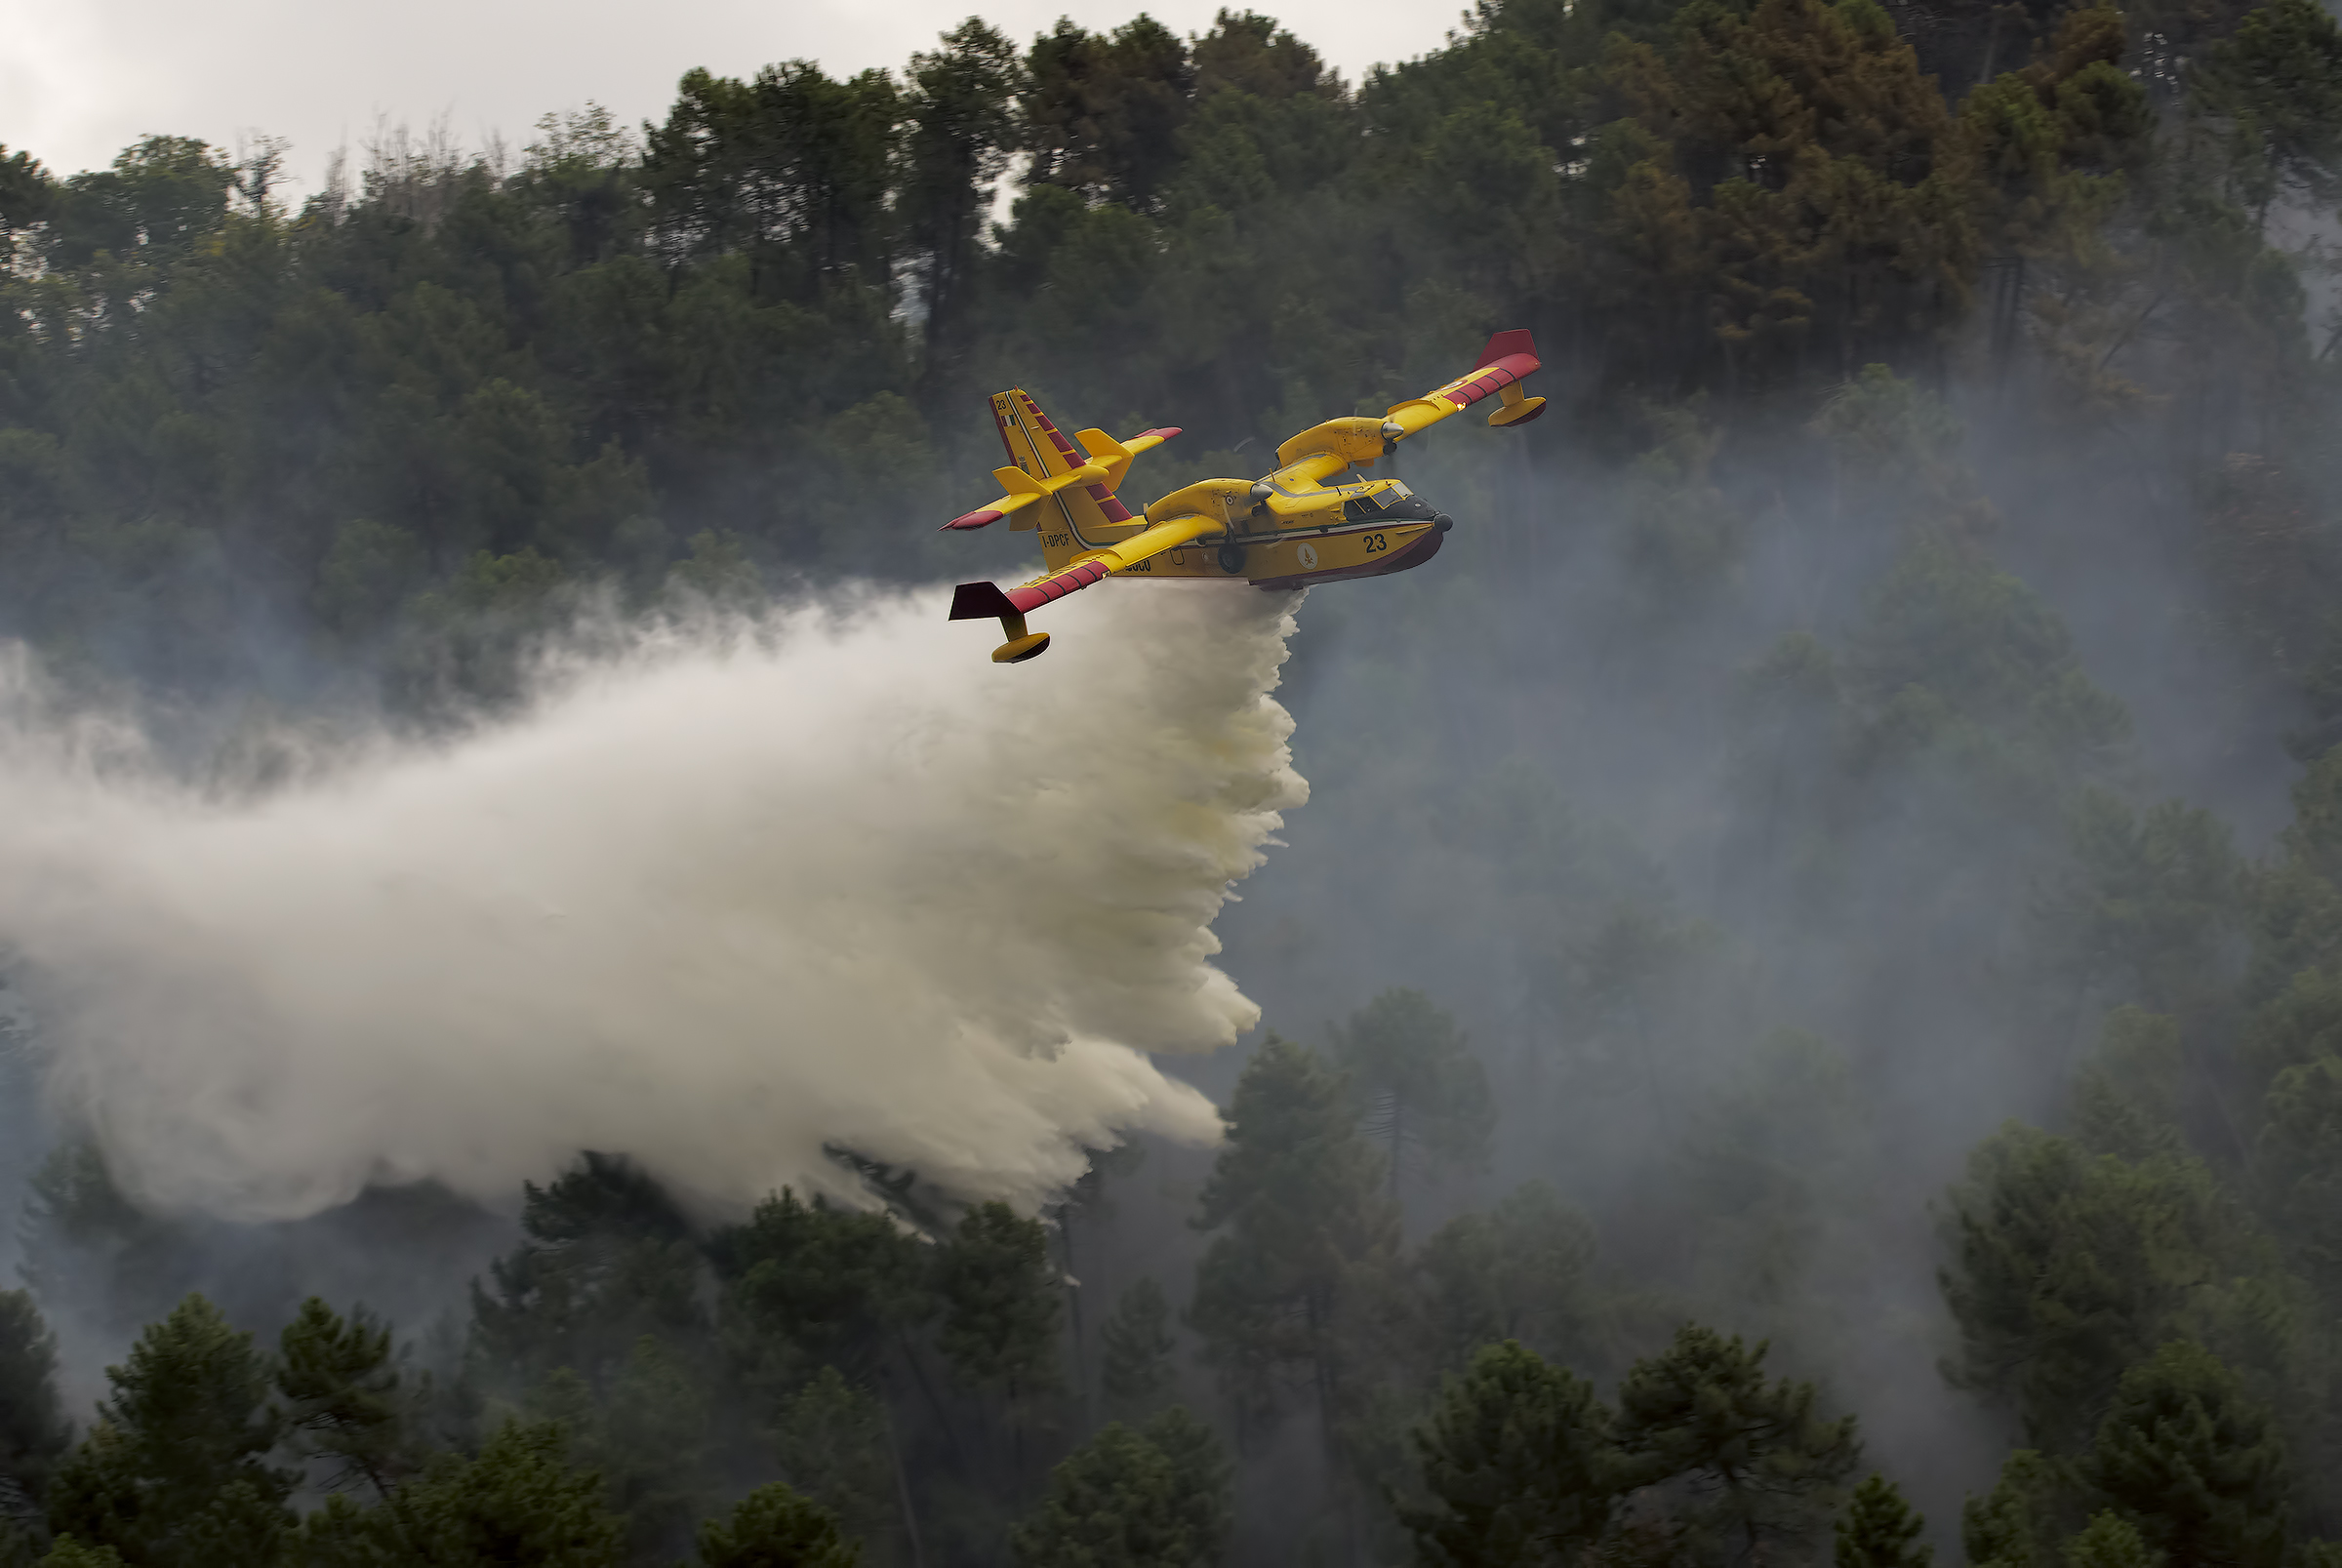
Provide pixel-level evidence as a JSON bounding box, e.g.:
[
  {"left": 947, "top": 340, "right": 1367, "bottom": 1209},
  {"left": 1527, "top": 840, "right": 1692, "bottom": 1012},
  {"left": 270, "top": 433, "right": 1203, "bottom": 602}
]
[{"left": 1342, "top": 495, "right": 1387, "bottom": 520}]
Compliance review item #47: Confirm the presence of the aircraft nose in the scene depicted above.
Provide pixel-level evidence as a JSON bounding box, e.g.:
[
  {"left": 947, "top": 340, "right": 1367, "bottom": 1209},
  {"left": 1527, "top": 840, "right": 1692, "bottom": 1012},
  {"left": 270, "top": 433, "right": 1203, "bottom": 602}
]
[{"left": 1433, "top": 513, "right": 1454, "bottom": 533}]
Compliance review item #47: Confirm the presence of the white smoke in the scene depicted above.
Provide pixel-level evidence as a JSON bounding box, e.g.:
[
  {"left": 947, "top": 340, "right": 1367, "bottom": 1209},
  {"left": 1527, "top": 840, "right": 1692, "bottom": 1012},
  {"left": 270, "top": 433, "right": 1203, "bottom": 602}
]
[{"left": 0, "top": 581, "right": 1307, "bottom": 1221}]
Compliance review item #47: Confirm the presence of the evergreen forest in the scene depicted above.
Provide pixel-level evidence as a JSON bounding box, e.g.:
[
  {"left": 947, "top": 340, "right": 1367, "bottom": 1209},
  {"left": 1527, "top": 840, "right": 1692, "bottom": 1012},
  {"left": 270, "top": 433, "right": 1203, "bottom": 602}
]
[{"left": 7, "top": 0, "right": 2342, "bottom": 1564}]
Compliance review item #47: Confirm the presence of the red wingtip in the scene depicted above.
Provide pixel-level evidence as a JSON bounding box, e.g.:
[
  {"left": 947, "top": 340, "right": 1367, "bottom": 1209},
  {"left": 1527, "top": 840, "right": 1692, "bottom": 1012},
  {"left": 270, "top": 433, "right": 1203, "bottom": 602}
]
[
  {"left": 1135, "top": 426, "right": 1182, "bottom": 443},
  {"left": 941, "top": 507, "right": 1005, "bottom": 532},
  {"left": 1474, "top": 329, "right": 1537, "bottom": 370}
]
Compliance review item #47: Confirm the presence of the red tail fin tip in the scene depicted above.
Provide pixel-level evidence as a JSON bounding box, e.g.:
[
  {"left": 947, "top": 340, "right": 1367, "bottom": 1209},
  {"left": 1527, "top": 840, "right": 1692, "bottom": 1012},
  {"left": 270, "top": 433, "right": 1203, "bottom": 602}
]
[{"left": 1474, "top": 329, "right": 1537, "bottom": 369}]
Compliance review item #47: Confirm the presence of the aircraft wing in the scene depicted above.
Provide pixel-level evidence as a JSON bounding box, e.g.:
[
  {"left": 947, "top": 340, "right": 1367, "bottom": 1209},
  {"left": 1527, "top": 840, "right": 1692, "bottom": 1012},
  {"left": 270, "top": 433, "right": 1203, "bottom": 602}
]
[
  {"left": 949, "top": 513, "right": 1223, "bottom": 621},
  {"left": 942, "top": 426, "right": 1182, "bottom": 530},
  {"left": 1382, "top": 328, "right": 1544, "bottom": 443},
  {"left": 1271, "top": 329, "right": 1544, "bottom": 471}
]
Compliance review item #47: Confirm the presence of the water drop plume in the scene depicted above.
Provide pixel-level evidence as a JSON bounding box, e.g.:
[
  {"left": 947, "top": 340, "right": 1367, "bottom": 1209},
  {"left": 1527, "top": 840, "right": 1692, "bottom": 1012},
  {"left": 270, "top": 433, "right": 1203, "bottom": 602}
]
[{"left": 0, "top": 581, "right": 1307, "bottom": 1221}]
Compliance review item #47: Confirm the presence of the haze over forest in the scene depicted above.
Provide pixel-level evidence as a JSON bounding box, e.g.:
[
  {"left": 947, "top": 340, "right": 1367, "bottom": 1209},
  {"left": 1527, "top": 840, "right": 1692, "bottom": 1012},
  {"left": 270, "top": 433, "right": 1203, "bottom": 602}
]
[{"left": 4, "top": 0, "right": 2342, "bottom": 1564}]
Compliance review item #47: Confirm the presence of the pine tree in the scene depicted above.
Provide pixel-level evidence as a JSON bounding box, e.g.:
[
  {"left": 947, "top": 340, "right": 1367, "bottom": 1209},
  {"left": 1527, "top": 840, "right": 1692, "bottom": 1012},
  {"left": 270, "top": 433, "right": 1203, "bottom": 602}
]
[
  {"left": 273, "top": 1298, "right": 406, "bottom": 1499},
  {"left": 44, "top": 1294, "right": 294, "bottom": 1566},
  {"left": 1612, "top": 1325, "right": 1861, "bottom": 1564},
  {"left": 469, "top": 1152, "right": 707, "bottom": 1400},
  {"left": 1837, "top": 1475, "right": 1933, "bottom": 1568},
  {"left": 709, "top": 1187, "right": 930, "bottom": 1389},
  {"left": 324, "top": 1420, "right": 625, "bottom": 1568},
  {"left": 2083, "top": 1343, "right": 2288, "bottom": 1568},
  {"left": 0, "top": 1292, "right": 69, "bottom": 1506},
  {"left": 696, "top": 1482, "right": 860, "bottom": 1568},
  {"left": 772, "top": 1367, "right": 897, "bottom": 1555},
  {"left": 1964, "top": 1450, "right": 2073, "bottom": 1568},
  {"left": 1100, "top": 1279, "right": 1177, "bottom": 1412},
  {"left": 1939, "top": 1127, "right": 2232, "bottom": 1449},
  {"left": 2063, "top": 1512, "right": 2161, "bottom": 1568},
  {"left": 1188, "top": 1038, "right": 1403, "bottom": 1442},
  {"left": 1009, "top": 1408, "right": 1232, "bottom": 1568},
  {"left": 2193, "top": 0, "right": 2342, "bottom": 228},
  {"left": 935, "top": 1202, "right": 1062, "bottom": 1404},
  {"left": 1329, "top": 988, "right": 1494, "bottom": 1209},
  {"left": 1415, "top": 1183, "right": 1600, "bottom": 1373},
  {"left": 1404, "top": 1341, "right": 1617, "bottom": 1568},
  {"left": 900, "top": 19, "right": 1022, "bottom": 364}
]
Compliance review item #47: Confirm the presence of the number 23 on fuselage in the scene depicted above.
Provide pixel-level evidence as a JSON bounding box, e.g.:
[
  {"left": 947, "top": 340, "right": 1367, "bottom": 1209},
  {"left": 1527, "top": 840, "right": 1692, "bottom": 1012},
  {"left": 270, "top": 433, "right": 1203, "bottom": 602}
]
[{"left": 940, "top": 329, "right": 1546, "bottom": 663}]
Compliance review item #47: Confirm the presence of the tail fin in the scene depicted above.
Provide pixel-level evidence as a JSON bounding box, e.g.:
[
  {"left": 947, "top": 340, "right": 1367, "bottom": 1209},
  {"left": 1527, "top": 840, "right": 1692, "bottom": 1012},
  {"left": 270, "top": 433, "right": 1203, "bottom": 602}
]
[{"left": 990, "top": 389, "right": 1141, "bottom": 569}]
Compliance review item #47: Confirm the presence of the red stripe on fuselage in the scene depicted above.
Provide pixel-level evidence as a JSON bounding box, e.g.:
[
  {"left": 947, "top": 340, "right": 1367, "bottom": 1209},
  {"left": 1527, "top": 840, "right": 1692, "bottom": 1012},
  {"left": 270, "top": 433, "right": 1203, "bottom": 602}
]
[{"left": 1016, "top": 393, "right": 1084, "bottom": 467}]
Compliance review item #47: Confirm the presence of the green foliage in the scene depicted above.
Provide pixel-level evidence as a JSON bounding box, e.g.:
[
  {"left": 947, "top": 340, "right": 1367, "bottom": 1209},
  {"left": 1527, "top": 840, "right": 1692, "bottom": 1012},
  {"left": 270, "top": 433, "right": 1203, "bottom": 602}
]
[
  {"left": 470, "top": 1152, "right": 707, "bottom": 1398},
  {"left": 532, "top": 1336, "right": 716, "bottom": 1563},
  {"left": 2068, "top": 1011, "right": 2189, "bottom": 1164},
  {"left": 1189, "top": 1037, "right": 1402, "bottom": 1430},
  {"left": 1008, "top": 1408, "right": 1231, "bottom": 1568},
  {"left": 2254, "top": 1051, "right": 2342, "bottom": 1295},
  {"left": 1415, "top": 1183, "right": 1600, "bottom": 1373},
  {"left": 2063, "top": 1512, "right": 2162, "bottom": 1568},
  {"left": 1674, "top": 1030, "right": 1870, "bottom": 1321},
  {"left": 1836, "top": 1475, "right": 1932, "bottom": 1568},
  {"left": 273, "top": 1297, "right": 407, "bottom": 1498},
  {"left": 1024, "top": 17, "right": 1194, "bottom": 212},
  {"left": 311, "top": 520, "right": 426, "bottom": 639},
  {"left": 384, "top": 1419, "right": 624, "bottom": 1567},
  {"left": 1329, "top": 988, "right": 1493, "bottom": 1206},
  {"left": 2035, "top": 796, "right": 2241, "bottom": 1015},
  {"left": 1611, "top": 1324, "right": 1861, "bottom": 1563},
  {"left": 770, "top": 1367, "right": 895, "bottom": 1552},
  {"left": 934, "top": 1202, "right": 1061, "bottom": 1400},
  {"left": 1939, "top": 1126, "right": 2241, "bottom": 1448},
  {"left": 1404, "top": 1341, "right": 1617, "bottom": 1568},
  {"left": 695, "top": 1481, "right": 860, "bottom": 1568},
  {"left": 2195, "top": 0, "right": 2342, "bottom": 221},
  {"left": 0, "top": 1292, "right": 69, "bottom": 1500},
  {"left": 1964, "top": 1449, "right": 2073, "bottom": 1568},
  {"left": 2083, "top": 1343, "right": 2289, "bottom": 1568},
  {"left": 1846, "top": 534, "right": 2129, "bottom": 770},
  {"left": 1100, "top": 1278, "right": 1177, "bottom": 1411},
  {"left": 46, "top": 1294, "right": 293, "bottom": 1567},
  {"left": 709, "top": 1188, "right": 927, "bottom": 1390}
]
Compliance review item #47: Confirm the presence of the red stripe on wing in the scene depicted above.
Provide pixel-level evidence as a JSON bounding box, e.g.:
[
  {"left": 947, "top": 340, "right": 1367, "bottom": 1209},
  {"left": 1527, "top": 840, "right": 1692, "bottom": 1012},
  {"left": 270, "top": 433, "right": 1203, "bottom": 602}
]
[
  {"left": 1442, "top": 355, "right": 1541, "bottom": 408},
  {"left": 1004, "top": 558, "right": 1113, "bottom": 615}
]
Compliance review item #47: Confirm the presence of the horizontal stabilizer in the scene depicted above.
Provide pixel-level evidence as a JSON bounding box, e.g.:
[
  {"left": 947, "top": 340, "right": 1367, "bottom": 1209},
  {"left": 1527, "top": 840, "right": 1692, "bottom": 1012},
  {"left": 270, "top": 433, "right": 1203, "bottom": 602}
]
[{"left": 949, "top": 581, "right": 1018, "bottom": 622}]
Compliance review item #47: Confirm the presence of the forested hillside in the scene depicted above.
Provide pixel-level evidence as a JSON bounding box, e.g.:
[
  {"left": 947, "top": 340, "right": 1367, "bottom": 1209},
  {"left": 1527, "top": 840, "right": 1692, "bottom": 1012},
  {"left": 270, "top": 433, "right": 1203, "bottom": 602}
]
[{"left": 6, "top": 0, "right": 2342, "bottom": 1564}]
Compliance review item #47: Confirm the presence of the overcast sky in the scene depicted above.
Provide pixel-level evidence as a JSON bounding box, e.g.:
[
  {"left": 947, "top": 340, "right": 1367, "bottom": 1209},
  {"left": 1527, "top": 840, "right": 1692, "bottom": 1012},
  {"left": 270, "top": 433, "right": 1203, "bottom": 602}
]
[{"left": 3, "top": 0, "right": 1463, "bottom": 191}]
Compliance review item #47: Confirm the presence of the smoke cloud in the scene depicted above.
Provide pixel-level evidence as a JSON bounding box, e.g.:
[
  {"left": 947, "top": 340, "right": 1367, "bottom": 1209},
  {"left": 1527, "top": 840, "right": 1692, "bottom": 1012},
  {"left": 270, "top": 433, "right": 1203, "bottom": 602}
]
[{"left": 0, "top": 581, "right": 1305, "bottom": 1221}]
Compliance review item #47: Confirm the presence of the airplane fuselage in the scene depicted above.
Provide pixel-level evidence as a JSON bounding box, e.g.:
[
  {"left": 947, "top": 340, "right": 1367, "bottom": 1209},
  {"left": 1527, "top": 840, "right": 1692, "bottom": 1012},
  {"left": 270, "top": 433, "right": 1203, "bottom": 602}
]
[{"left": 1033, "top": 471, "right": 1452, "bottom": 592}]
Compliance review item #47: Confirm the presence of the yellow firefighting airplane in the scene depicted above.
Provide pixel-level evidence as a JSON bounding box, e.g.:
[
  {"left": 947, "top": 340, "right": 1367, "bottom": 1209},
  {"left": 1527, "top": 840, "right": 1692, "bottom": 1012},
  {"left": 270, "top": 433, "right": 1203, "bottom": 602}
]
[{"left": 942, "top": 329, "right": 1545, "bottom": 662}]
